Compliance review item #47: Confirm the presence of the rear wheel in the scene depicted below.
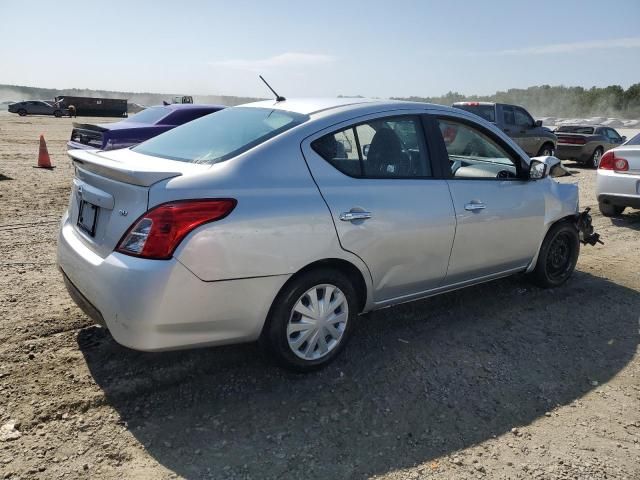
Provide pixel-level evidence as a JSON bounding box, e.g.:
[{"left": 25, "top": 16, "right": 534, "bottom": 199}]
[
  {"left": 262, "top": 268, "right": 358, "bottom": 372},
  {"left": 530, "top": 221, "right": 579, "bottom": 288},
  {"left": 18, "top": 109, "right": 27, "bottom": 116},
  {"left": 588, "top": 147, "right": 603, "bottom": 169},
  {"left": 598, "top": 202, "right": 625, "bottom": 217},
  {"left": 537, "top": 143, "right": 555, "bottom": 157}
]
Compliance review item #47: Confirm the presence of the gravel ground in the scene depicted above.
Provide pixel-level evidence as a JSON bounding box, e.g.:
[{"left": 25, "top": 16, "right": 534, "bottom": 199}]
[{"left": 0, "top": 113, "right": 639, "bottom": 480}]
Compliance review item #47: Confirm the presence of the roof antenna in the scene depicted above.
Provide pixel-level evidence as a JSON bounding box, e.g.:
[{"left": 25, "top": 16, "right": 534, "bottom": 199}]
[{"left": 259, "top": 75, "right": 286, "bottom": 102}]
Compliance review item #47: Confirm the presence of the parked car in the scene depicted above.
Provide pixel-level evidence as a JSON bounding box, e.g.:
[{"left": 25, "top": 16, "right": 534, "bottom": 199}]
[
  {"left": 596, "top": 132, "right": 640, "bottom": 216},
  {"left": 555, "top": 125, "right": 627, "bottom": 168},
  {"left": 452, "top": 102, "right": 557, "bottom": 157},
  {"left": 8, "top": 100, "right": 68, "bottom": 117},
  {"left": 57, "top": 98, "right": 598, "bottom": 371},
  {"left": 67, "top": 104, "right": 225, "bottom": 151}
]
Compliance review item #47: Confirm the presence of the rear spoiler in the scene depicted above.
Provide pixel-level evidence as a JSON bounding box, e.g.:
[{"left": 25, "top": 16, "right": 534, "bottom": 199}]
[
  {"left": 68, "top": 149, "right": 182, "bottom": 187},
  {"left": 72, "top": 122, "right": 108, "bottom": 132}
]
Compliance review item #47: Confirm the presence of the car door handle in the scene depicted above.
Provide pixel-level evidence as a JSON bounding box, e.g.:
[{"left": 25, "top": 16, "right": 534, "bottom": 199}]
[
  {"left": 339, "top": 211, "right": 372, "bottom": 221},
  {"left": 464, "top": 202, "right": 486, "bottom": 211}
]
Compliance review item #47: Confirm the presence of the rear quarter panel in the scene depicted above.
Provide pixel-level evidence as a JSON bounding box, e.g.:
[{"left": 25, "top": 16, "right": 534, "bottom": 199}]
[{"left": 152, "top": 135, "right": 373, "bottom": 294}]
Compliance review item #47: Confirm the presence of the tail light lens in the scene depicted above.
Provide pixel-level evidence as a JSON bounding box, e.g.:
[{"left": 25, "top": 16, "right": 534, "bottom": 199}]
[
  {"left": 557, "top": 135, "right": 586, "bottom": 145},
  {"left": 116, "top": 199, "right": 237, "bottom": 259},
  {"left": 599, "top": 151, "right": 629, "bottom": 171}
]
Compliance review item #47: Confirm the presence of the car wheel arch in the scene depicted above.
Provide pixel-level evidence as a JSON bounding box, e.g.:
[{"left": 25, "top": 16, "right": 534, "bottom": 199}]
[
  {"left": 526, "top": 214, "right": 578, "bottom": 273},
  {"left": 262, "top": 258, "right": 370, "bottom": 339}
]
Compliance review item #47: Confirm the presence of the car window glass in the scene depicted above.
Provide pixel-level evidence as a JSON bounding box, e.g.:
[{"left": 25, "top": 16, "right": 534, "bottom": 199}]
[
  {"left": 437, "top": 118, "right": 519, "bottom": 179},
  {"left": 626, "top": 133, "right": 640, "bottom": 145},
  {"left": 502, "top": 106, "right": 515, "bottom": 125},
  {"left": 312, "top": 116, "right": 431, "bottom": 178},
  {"left": 607, "top": 129, "right": 621, "bottom": 141},
  {"left": 514, "top": 108, "right": 533, "bottom": 128}
]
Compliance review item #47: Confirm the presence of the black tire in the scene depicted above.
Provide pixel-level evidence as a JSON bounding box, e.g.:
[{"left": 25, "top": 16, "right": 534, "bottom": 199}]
[
  {"left": 261, "top": 268, "right": 358, "bottom": 372},
  {"left": 537, "top": 143, "right": 555, "bottom": 157},
  {"left": 588, "top": 147, "right": 603, "bottom": 169},
  {"left": 530, "top": 221, "right": 580, "bottom": 288},
  {"left": 54, "top": 110, "right": 62, "bottom": 118},
  {"left": 598, "top": 202, "right": 625, "bottom": 217},
  {"left": 18, "top": 109, "right": 27, "bottom": 116}
]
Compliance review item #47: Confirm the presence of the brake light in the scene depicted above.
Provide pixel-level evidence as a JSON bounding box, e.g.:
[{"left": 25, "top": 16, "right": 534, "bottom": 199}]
[
  {"left": 599, "top": 151, "right": 629, "bottom": 171},
  {"left": 116, "top": 199, "right": 237, "bottom": 259},
  {"left": 557, "top": 136, "right": 586, "bottom": 145},
  {"left": 464, "top": 102, "right": 480, "bottom": 106}
]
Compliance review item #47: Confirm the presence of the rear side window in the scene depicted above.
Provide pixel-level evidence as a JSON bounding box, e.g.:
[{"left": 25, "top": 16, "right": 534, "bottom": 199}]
[
  {"left": 312, "top": 116, "right": 431, "bottom": 178},
  {"left": 133, "top": 107, "right": 308, "bottom": 164},
  {"left": 453, "top": 104, "right": 496, "bottom": 123}
]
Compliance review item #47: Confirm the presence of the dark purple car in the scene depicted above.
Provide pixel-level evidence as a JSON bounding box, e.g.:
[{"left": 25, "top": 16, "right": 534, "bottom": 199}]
[{"left": 67, "top": 104, "right": 225, "bottom": 150}]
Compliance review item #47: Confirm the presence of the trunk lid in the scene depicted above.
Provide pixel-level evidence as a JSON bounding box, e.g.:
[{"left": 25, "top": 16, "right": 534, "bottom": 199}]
[{"left": 67, "top": 148, "right": 208, "bottom": 258}]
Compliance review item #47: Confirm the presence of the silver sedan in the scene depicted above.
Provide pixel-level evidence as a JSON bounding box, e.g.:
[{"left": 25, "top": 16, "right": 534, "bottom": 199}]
[{"left": 57, "top": 98, "right": 598, "bottom": 371}]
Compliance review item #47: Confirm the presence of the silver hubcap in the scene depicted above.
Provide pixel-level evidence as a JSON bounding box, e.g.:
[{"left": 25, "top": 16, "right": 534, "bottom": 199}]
[
  {"left": 593, "top": 150, "right": 602, "bottom": 166},
  {"left": 287, "top": 284, "right": 348, "bottom": 361}
]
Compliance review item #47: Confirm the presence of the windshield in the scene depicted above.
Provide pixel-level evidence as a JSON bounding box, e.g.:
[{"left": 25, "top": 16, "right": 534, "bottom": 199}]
[
  {"left": 626, "top": 132, "right": 640, "bottom": 145},
  {"left": 133, "top": 107, "right": 309, "bottom": 164},
  {"left": 453, "top": 104, "right": 496, "bottom": 123},
  {"left": 125, "top": 106, "right": 171, "bottom": 124},
  {"left": 557, "top": 126, "right": 594, "bottom": 134}
]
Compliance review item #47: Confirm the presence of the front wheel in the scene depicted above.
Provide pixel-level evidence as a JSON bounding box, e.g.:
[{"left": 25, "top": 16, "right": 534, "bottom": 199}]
[
  {"left": 18, "top": 109, "right": 27, "bottom": 116},
  {"left": 262, "top": 269, "right": 358, "bottom": 372},
  {"left": 537, "top": 143, "right": 555, "bottom": 157},
  {"left": 588, "top": 147, "right": 603, "bottom": 169},
  {"left": 54, "top": 110, "right": 62, "bottom": 118},
  {"left": 530, "top": 221, "right": 580, "bottom": 288}
]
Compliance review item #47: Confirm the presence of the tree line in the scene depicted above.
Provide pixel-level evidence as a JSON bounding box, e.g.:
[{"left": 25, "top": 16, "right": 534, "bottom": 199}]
[{"left": 393, "top": 84, "right": 640, "bottom": 119}]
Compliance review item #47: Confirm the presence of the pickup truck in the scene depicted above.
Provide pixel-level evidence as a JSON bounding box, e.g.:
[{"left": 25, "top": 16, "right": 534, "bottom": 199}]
[{"left": 452, "top": 102, "right": 557, "bottom": 157}]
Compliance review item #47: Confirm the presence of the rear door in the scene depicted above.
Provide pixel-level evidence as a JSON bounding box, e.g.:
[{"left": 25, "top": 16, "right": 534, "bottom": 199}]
[
  {"left": 301, "top": 113, "right": 456, "bottom": 303},
  {"left": 429, "top": 113, "right": 545, "bottom": 284}
]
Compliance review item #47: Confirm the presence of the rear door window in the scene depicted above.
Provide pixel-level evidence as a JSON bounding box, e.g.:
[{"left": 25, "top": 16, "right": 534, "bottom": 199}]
[{"left": 312, "top": 116, "right": 431, "bottom": 178}]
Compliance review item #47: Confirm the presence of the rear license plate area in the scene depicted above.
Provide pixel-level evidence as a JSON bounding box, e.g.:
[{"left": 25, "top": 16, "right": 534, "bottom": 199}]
[{"left": 77, "top": 199, "right": 98, "bottom": 236}]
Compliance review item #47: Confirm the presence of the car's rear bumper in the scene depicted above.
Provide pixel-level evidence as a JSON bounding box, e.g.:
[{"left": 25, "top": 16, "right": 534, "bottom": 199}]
[
  {"left": 596, "top": 170, "right": 640, "bottom": 208},
  {"left": 57, "top": 215, "right": 289, "bottom": 351},
  {"left": 556, "top": 145, "right": 591, "bottom": 163}
]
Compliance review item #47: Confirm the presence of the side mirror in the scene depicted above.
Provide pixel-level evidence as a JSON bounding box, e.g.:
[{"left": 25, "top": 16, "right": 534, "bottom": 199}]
[
  {"left": 529, "top": 159, "right": 548, "bottom": 179},
  {"left": 534, "top": 120, "right": 543, "bottom": 127},
  {"left": 621, "top": 136, "right": 627, "bottom": 143},
  {"left": 529, "top": 156, "right": 570, "bottom": 180}
]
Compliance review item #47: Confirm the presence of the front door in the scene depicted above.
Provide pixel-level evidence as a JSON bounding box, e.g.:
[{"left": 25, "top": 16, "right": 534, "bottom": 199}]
[
  {"left": 302, "top": 114, "right": 456, "bottom": 303},
  {"left": 430, "top": 115, "right": 546, "bottom": 284}
]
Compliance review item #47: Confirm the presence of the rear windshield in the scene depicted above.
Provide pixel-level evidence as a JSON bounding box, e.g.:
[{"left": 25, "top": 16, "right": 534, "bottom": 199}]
[
  {"left": 453, "top": 104, "right": 496, "bottom": 122},
  {"left": 556, "top": 126, "right": 594, "bottom": 134},
  {"left": 133, "top": 107, "right": 308, "bottom": 164},
  {"left": 125, "top": 106, "right": 170, "bottom": 124},
  {"left": 626, "top": 133, "right": 640, "bottom": 145}
]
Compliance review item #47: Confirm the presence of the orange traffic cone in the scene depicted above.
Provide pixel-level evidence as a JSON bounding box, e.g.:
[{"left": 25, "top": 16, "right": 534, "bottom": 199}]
[{"left": 34, "top": 134, "right": 55, "bottom": 169}]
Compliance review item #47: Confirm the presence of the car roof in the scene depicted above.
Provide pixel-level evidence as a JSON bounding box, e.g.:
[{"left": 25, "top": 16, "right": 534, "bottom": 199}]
[
  {"left": 159, "top": 104, "right": 225, "bottom": 111},
  {"left": 240, "top": 97, "right": 453, "bottom": 116},
  {"left": 452, "top": 101, "right": 496, "bottom": 106}
]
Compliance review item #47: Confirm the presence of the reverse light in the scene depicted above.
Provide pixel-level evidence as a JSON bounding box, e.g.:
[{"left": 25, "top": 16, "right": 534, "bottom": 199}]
[
  {"left": 116, "top": 199, "right": 237, "bottom": 259},
  {"left": 599, "top": 151, "right": 629, "bottom": 171}
]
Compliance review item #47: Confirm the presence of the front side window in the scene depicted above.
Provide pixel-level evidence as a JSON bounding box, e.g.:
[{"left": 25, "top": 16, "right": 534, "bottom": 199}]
[
  {"left": 502, "top": 106, "right": 515, "bottom": 125},
  {"left": 133, "top": 107, "right": 308, "bottom": 164},
  {"left": 312, "top": 116, "right": 431, "bottom": 178},
  {"left": 606, "top": 129, "right": 621, "bottom": 141},
  {"left": 436, "top": 118, "right": 519, "bottom": 179},
  {"left": 514, "top": 107, "right": 533, "bottom": 128}
]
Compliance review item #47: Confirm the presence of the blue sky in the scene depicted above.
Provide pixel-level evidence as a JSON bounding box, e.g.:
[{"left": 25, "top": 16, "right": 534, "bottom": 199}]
[{"left": 1, "top": 0, "right": 639, "bottom": 98}]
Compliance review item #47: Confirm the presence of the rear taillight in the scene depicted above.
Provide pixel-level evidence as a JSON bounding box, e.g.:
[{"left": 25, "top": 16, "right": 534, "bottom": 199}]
[
  {"left": 557, "top": 136, "right": 586, "bottom": 145},
  {"left": 599, "top": 151, "right": 629, "bottom": 171},
  {"left": 116, "top": 199, "right": 237, "bottom": 259}
]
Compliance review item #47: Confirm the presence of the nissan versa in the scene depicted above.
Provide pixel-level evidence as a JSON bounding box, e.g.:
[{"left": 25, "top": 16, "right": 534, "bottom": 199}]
[{"left": 57, "top": 98, "right": 600, "bottom": 371}]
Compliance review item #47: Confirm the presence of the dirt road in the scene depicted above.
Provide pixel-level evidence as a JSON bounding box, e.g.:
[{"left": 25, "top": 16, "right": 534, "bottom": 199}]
[{"left": 0, "top": 113, "right": 639, "bottom": 479}]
